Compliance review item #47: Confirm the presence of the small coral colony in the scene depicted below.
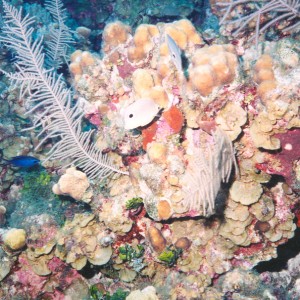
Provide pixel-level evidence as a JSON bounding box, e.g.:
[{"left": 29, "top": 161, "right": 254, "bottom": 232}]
[{"left": 0, "top": 0, "right": 299, "bottom": 298}]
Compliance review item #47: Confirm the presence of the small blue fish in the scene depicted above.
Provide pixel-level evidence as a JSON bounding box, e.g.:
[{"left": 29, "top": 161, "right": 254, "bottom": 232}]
[
  {"left": 0, "top": 151, "right": 40, "bottom": 168},
  {"left": 6, "top": 156, "right": 40, "bottom": 168}
]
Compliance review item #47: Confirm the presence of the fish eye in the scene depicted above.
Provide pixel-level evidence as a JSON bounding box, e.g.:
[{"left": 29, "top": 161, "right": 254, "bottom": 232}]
[{"left": 129, "top": 114, "right": 133, "bottom": 118}]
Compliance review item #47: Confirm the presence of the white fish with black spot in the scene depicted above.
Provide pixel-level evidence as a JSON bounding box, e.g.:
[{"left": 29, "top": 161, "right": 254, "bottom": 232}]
[{"left": 122, "top": 98, "right": 161, "bottom": 130}]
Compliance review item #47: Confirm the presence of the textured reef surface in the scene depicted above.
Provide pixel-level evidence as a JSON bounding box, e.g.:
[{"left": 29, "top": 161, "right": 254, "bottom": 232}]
[{"left": 0, "top": 0, "right": 299, "bottom": 299}]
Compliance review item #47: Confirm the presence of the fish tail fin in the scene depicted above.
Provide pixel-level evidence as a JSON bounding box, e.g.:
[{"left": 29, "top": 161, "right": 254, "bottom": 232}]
[
  {"left": 0, "top": 149, "right": 6, "bottom": 167},
  {"left": 0, "top": 149, "right": 9, "bottom": 163}
]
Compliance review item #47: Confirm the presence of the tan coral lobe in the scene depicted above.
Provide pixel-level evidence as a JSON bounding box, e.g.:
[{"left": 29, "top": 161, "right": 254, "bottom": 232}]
[
  {"left": 147, "top": 226, "right": 167, "bottom": 252},
  {"left": 52, "top": 167, "right": 90, "bottom": 200}
]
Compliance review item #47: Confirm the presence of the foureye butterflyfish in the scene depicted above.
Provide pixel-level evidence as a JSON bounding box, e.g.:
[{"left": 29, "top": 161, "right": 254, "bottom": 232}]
[{"left": 122, "top": 98, "right": 161, "bottom": 130}]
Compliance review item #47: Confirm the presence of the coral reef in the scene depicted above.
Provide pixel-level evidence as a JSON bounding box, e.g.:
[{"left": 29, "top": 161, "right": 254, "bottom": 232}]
[{"left": 0, "top": 0, "right": 299, "bottom": 299}]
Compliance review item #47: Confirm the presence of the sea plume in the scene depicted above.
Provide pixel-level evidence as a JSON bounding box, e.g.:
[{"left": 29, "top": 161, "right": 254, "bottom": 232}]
[
  {"left": 217, "top": 0, "right": 300, "bottom": 48},
  {"left": 0, "top": 0, "right": 128, "bottom": 179},
  {"left": 44, "top": 0, "right": 74, "bottom": 69}
]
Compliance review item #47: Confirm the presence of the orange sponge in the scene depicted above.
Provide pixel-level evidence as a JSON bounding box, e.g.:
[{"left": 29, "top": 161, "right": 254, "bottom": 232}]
[{"left": 162, "top": 106, "right": 185, "bottom": 133}]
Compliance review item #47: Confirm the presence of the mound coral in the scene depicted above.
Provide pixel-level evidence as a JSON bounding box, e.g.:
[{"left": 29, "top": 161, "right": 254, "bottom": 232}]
[
  {"left": 3, "top": 228, "right": 26, "bottom": 251},
  {"left": 253, "top": 54, "right": 277, "bottom": 104},
  {"left": 52, "top": 167, "right": 90, "bottom": 201},
  {"left": 102, "top": 21, "right": 131, "bottom": 53},
  {"left": 188, "top": 44, "right": 238, "bottom": 96},
  {"left": 128, "top": 24, "right": 159, "bottom": 63}
]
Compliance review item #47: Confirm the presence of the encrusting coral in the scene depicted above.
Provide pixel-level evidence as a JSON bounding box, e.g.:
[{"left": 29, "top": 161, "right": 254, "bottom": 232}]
[
  {"left": 55, "top": 213, "right": 113, "bottom": 270},
  {"left": 215, "top": 102, "right": 247, "bottom": 141}
]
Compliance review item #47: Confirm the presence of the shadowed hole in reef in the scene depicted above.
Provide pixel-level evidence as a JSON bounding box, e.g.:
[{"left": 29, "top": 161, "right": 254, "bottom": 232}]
[
  {"left": 254, "top": 174, "right": 299, "bottom": 273},
  {"left": 79, "top": 261, "right": 118, "bottom": 279},
  {"left": 255, "top": 226, "right": 300, "bottom": 273},
  {"left": 262, "top": 174, "right": 285, "bottom": 189}
]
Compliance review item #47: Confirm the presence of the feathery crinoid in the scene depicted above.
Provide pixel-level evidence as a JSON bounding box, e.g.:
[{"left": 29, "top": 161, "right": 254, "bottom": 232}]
[
  {"left": 44, "top": 0, "right": 74, "bottom": 69},
  {"left": 0, "top": 1, "right": 128, "bottom": 180},
  {"left": 217, "top": 0, "right": 300, "bottom": 48},
  {"left": 182, "top": 129, "right": 238, "bottom": 217}
]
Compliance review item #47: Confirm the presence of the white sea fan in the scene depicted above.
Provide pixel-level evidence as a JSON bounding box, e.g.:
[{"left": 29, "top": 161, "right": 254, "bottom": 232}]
[
  {"left": 0, "top": 1, "right": 128, "bottom": 180},
  {"left": 44, "top": 0, "right": 74, "bottom": 69},
  {"left": 182, "top": 129, "right": 238, "bottom": 217}
]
